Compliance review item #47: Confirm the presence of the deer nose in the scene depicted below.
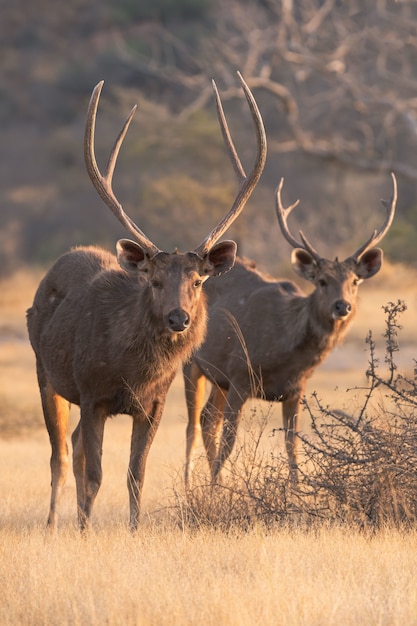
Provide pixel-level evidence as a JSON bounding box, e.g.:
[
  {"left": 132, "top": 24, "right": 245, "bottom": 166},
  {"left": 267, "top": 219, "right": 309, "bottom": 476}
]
[
  {"left": 333, "top": 299, "right": 352, "bottom": 319},
  {"left": 168, "top": 308, "right": 190, "bottom": 332}
]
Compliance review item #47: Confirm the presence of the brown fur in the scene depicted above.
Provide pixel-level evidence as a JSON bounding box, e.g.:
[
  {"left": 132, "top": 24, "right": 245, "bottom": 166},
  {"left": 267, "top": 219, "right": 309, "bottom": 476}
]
[
  {"left": 183, "top": 248, "right": 384, "bottom": 485},
  {"left": 27, "top": 74, "right": 267, "bottom": 530},
  {"left": 27, "top": 243, "right": 236, "bottom": 530}
]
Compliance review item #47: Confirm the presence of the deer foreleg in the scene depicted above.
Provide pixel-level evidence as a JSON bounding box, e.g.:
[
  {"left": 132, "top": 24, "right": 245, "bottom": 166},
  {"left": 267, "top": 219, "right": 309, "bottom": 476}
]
[
  {"left": 128, "top": 398, "right": 166, "bottom": 531},
  {"left": 76, "top": 405, "right": 106, "bottom": 530},
  {"left": 71, "top": 420, "right": 86, "bottom": 525},
  {"left": 183, "top": 361, "right": 207, "bottom": 489},
  {"left": 40, "top": 376, "right": 70, "bottom": 530}
]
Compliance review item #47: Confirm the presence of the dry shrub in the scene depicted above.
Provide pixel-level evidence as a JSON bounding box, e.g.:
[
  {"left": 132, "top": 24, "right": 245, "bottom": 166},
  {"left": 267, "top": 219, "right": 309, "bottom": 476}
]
[
  {"left": 175, "top": 429, "right": 296, "bottom": 533},
  {"left": 300, "top": 300, "right": 417, "bottom": 528},
  {"left": 174, "top": 300, "right": 417, "bottom": 531}
]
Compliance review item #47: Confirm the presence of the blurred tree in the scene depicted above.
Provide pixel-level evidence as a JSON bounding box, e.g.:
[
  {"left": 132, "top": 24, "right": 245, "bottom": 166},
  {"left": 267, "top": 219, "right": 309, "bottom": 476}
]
[{"left": 1, "top": 0, "right": 417, "bottom": 274}]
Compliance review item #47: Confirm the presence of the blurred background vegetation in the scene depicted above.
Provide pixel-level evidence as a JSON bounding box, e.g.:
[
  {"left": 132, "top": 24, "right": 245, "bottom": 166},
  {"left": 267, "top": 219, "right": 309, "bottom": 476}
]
[{"left": 1, "top": 0, "right": 417, "bottom": 276}]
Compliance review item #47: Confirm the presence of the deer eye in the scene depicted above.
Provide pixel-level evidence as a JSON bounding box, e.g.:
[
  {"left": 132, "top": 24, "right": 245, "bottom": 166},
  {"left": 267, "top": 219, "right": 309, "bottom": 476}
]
[
  {"left": 319, "top": 278, "right": 327, "bottom": 287},
  {"left": 151, "top": 279, "right": 162, "bottom": 289},
  {"left": 193, "top": 279, "right": 202, "bottom": 288},
  {"left": 353, "top": 278, "right": 359, "bottom": 286}
]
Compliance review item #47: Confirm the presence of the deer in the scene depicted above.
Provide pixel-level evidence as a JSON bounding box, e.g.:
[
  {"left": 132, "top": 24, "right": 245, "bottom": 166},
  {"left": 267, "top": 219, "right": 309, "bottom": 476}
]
[
  {"left": 183, "top": 174, "right": 397, "bottom": 486},
  {"left": 26, "top": 73, "right": 267, "bottom": 531}
]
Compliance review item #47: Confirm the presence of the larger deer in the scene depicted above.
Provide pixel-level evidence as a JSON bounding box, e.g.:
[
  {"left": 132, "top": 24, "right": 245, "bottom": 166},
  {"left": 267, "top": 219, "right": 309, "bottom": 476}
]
[
  {"left": 27, "top": 74, "right": 266, "bottom": 530},
  {"left": 184, "top": 174, "right": 397, "bottom": 485}
]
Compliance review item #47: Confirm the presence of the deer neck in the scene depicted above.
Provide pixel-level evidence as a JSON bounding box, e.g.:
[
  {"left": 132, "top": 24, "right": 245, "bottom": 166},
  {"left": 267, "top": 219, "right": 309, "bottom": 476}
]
[
  {"left": 305, "top": 291, "right": 353, "bottom": 353},
  {"left": 285, "top": 292, "right": 353, "bottom": 368},
  {"left": 115, "top": 282, "right": 208, "bottom": 372}
]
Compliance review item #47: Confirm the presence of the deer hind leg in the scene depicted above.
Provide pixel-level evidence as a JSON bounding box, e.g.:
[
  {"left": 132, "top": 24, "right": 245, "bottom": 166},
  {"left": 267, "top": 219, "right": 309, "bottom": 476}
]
[
  {"left": 206, "top": 386, "right": 244, "bottom": 483},
  {"left": 38, "top": 370, "right": 70, "bottom": 530},
  {"left": 183, "top": 360, "right": 207, "bottom": 489},
  {"left": 282, "top": 391, "right": 303, "bottom": 483}
]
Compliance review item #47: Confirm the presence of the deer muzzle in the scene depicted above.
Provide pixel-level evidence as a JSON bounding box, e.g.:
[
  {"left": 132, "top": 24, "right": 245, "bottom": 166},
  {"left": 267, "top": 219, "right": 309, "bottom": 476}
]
[
  {"left": 167, "top": 308, "right": 191, "bottom": 333},
  {"left": 332, "top": 299, "right": 352, "bottom": 319}
]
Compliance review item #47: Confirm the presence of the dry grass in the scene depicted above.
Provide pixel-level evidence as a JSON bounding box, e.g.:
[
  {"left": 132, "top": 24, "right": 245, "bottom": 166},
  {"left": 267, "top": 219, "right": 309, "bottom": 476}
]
[
  {"left": 1, "top": 426, "right": 417, "bottom": 626},
  {"left": 1, "top": 521, "right": 417, "bottom": 626},
  {"left": 1, "top": 265, "right": 417, "bottom": 625}
]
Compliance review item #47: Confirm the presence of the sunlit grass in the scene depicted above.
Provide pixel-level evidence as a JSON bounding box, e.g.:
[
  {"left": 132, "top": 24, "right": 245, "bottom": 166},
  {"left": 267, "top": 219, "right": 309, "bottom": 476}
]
[
  {"left": 1, "top": 512, "right": 417, "bottom": 626},
  {"left": 1, "top": 266, "right": 417, "bottom": 624}
]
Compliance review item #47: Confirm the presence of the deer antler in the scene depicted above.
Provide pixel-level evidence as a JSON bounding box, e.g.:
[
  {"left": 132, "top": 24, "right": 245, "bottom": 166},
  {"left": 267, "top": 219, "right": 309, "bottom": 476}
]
[
  {"left": 194, "top": 72, "right": 267, "bottom": 258},
  {"left": 275, "top": 178, "right": 321, "bottom": 260},
  {"left": 349, "top": 172, "right": 397, "bottom": 261},
  {"left": 276, "top": 173, "right": 397, "bottom": 262},
  {"left": 84, "top": 81, "right": 160, "bottom": 257},
  {"left": 85, "top": 76, "right": 266, "bottom": 259}
]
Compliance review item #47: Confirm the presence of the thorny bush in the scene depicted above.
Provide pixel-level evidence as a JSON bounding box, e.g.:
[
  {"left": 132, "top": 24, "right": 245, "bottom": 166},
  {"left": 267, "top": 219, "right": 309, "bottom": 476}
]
[{"left": 176, "top": 301, "right": 417, "bottom": 531}]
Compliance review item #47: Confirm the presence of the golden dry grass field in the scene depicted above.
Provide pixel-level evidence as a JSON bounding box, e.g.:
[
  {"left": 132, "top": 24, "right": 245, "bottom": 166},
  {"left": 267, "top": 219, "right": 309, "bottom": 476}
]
[{"left": 1, "top": 265, "right": 417, "bottom": 625}]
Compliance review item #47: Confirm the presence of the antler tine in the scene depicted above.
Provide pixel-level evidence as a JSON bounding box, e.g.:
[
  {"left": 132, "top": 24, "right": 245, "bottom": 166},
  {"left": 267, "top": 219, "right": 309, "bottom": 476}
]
[
  {"left": 275, "top": 178, "right": 320, "bottom": 259},
  {"left": 350, "top": 172, "right": 397, "bottom": 261},
  {"left": 84, "top": 81, "right": 160, "bottom": 256},
  {"left": 194, "top": 72, "right": 267, "bottom": 258}
]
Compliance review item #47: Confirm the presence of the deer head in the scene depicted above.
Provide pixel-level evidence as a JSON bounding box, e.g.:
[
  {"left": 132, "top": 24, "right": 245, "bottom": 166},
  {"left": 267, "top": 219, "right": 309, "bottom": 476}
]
[
  {"left": 84, "top": 74, "right": 267, "bottom": 333},
  {"left": 275, "top": 174, "right": 397, "bottom": 324}
]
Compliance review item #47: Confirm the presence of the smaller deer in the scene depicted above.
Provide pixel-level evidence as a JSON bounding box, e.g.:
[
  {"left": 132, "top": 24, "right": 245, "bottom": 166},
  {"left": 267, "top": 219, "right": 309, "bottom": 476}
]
[
  {"left": 184, "top": 174, "right": 397, "bottom": 485},
  {"left": 27, "top": 74, "right": 266, "bottom": 530}
]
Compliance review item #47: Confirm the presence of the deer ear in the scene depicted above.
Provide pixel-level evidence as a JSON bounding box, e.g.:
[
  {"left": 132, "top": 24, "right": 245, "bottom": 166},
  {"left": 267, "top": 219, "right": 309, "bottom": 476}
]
[
  {"left": 356, "top": 248, "right": 383, "bottom": 279},
  {"left": 291, "top": 248, "right": 317, "bottom": 281},
  {"left": 116, "top": 239, "right": 152, "bottom": 274},
  {"left": 201, "top": 240, "right": 237, "bottom": 277}
]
